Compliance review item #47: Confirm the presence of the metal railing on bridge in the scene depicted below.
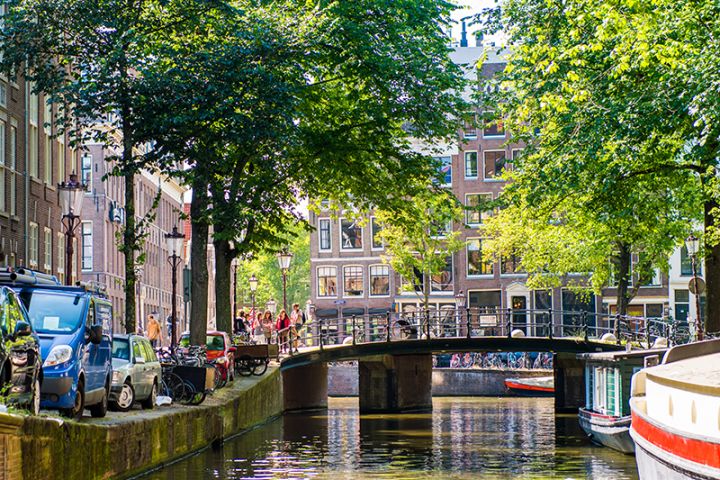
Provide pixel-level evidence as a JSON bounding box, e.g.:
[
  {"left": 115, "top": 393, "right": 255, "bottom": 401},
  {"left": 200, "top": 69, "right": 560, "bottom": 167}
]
[{"left": 273, "top": 308, "right": 692, "bottom": 358}]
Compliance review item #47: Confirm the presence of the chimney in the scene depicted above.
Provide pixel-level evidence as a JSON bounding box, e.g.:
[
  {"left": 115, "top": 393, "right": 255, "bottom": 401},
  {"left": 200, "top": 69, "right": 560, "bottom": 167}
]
[
  {"left": 475, "top": 32, "right": 484, "bottom": 47},
  {"left": 460, "top": 19, "right": 468, "bottom": 47}
]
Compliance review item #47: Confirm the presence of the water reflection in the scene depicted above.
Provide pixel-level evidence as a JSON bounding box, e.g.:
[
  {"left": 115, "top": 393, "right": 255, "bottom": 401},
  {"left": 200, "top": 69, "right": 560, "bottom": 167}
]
[{"left": 143, "top": 397, "right": 638, "bottom": 480}]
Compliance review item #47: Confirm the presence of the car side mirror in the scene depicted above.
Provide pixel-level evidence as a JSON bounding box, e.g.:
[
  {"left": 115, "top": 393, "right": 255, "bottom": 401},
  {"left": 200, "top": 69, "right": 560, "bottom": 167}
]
[
  {"left": 134, "top": 356, "right": 145, "bottom": 364},
  {"left": 13, "top": 321, "right": 32, "bottom": 338},
  {"left": 86, "top": 325, "right": 103, "bottom": 345}
]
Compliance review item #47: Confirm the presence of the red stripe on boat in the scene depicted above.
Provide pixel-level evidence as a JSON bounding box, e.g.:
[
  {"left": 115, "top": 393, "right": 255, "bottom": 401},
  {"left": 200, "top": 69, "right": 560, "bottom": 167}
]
[
  {"left": 504, "top": 380, "right": 554, "bottom": 393},
  {"left": 632, "top": 410, "right": 720, "bottom": 469}
]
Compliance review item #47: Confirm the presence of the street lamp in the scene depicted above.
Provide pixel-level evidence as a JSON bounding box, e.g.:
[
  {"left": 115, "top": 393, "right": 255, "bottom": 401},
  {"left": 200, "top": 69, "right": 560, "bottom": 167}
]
[
  {"left": 58, "top": 174, "right": 86, "bottom": 285},
  {"left": 685, "top": 234, "right": 703, "bottom": 340},
  {"left": 266, "top": 298, "right": 277, "bottom": 315},
  {"left": 249, "top": 274, "right": 258, "bottom": 323},
  {"left": 276, "top": 249, "right": 293, "bottom": 312},
  {"left": 165, "top": 226, "right": 185, "bottom": 348},
  {"left": 455, "top": 290, "right": 466, "bottom": 337}
]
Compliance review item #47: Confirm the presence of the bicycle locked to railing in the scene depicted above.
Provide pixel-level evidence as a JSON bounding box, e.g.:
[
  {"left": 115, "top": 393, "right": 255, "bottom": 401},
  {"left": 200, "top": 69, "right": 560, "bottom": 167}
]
[{"left": 274, "top": 308, "right": 689, "bottom": 358}]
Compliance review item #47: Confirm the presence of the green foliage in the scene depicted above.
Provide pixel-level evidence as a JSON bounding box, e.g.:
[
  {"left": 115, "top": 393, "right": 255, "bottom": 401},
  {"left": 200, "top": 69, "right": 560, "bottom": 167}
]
[{"left": 375, "top": 189, "right": 464, "bottom": 309}]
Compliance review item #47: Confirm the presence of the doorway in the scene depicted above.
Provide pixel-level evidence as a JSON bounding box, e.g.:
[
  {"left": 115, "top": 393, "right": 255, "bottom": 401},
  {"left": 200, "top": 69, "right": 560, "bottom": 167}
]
[{"left": 512, "top": 296, "right": 527, "bottom": 333}]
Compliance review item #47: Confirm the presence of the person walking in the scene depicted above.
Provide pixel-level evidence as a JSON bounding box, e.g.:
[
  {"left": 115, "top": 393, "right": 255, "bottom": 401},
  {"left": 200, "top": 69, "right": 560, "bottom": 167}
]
[
  {"left": 290, "top": 303, "right": 305, "bottom": 353},
  {"left": 234, "top": 309, "right": 247, "bottom": 336},
  {"left": 147, "top": 314, "right": 161, "bottom": 348},
  {"left": 261, "top": 311, "right": 274, "bottom": 345},
  {"left": 276, "top": 309, "right": 291, "bottom": 353}
]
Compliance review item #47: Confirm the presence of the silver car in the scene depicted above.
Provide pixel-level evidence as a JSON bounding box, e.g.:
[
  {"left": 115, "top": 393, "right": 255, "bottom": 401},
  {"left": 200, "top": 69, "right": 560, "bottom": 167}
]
[{"left": 110, "top": 334, "right": 161, "bottom": 411}]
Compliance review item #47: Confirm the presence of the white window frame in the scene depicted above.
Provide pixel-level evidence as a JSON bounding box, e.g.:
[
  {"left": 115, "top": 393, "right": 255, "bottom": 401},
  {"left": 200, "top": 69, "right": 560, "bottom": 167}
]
[
  {"left": 369, "top": 264, "right": 391, "bottom": 297},
  {"left": 81, "top": 153, "right": 92, "bottom": 191},
  {"left": 28, "top": 222, "right": 39, "bottom": 267},
  {"left": 339, "top": 217, "right": 363, "bottom": 251},
  {"left": 483, "top": 149, "right": 507, "bottom": 182},
  {"left": 9, "top": 124, "right": 15, "bottom": 216},
  {"left": 430, "top": 255, "right": 454, "bottom": 293},
  {"left": 467, "top": 238, "right": 494, "bottom": 277},
  {"left": 370, "top": 216, "right": 384, "bottom": 251},
  {"left": 318, "top": 218, "right": 332, "bottom": 252},
  {"left": 81, "top": 221, "right": 93, "bottom": 271},
  {"left": 44, "top": 134, "right": 52, "bottom": 185},
  {"left": 316, "top": 266, "right": 337, "bottom": 298},
  {"left": 465, "top": 193, "right": 492, "bottom": 227},
  {"left": 482, "top": 110, "right": 505, "bottom": 139},
  {"left": 463, "top": 111, "right": 477, "bottom": 139},
  {"left": 342, "top": 265, "right": 365, "bottom": 298},
  {"left": 437, "top": 155, "right": 452, "bottom": 187},
  {"left": 43, "top": 227, "right": 52, "bottom": 272},
  {"left": 57, "top": 232, "right": 65, "bottom": 274},
  {"left": 464, "top": 151, "right": 478, "bottom": 179}
]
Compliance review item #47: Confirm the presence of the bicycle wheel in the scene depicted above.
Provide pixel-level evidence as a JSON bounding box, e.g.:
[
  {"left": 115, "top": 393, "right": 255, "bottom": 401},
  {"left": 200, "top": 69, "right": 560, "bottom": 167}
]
[
  {"left": 180, "top": 381, "right": 196, "bottom": 405},
  {"left": 162, "top": 372, "right": 185, "bottom": 401},
  {"left": 252, "top": 359, "right": 268, "bottom": 376},
  {"left": 205, "top": 363, "right": 221, "bottom": 390},
  {"left": 237, "top": 355, "right": 254, "bottom": 377}
]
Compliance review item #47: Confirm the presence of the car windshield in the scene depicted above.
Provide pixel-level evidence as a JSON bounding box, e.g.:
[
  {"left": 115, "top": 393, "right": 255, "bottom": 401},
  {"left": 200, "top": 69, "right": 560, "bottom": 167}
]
[
  {"left": 19, "top": 290, "right": 86, "bottom": 334},
  {"left": 112, "top": 338, "right": 130, "bottom": 360},
  {"left": 207, "top": 335, "right": 224, "bottom": 351}
]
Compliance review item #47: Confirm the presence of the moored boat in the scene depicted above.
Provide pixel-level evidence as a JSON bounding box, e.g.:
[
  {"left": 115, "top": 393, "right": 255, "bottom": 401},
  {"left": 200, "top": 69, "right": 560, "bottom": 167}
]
[
  {"left": 629, "top": 338, "right": 720, "bottom": 479},
  {"left": 504, "top": 376, "right": 554, "bottom": 396},
  {"left": 577, "top": 349, "right": 667, "bottom": 454}
]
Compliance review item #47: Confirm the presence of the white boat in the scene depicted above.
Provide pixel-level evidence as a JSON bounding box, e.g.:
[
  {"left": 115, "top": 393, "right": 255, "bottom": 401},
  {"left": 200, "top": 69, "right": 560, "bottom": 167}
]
[
  {"left": 629, "top": 338, "right": 720, "bottom": 479},
  {"left": 504, "top": 376, "right": 554, "bottom": 396}
]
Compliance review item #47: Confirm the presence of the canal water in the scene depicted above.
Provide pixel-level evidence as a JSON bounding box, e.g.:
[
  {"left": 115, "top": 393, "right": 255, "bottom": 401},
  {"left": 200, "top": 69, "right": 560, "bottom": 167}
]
[{"left": 144, "top": 397, "right": 639, "bottom": 479}]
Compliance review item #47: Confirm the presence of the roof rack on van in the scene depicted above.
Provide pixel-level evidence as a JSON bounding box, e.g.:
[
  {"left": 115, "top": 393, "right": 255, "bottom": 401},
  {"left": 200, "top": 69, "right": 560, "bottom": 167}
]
[
  {"left": 0, "top": 267, "right": 62, "bottom": 286},
  {"left": 75, "top": 280, "right": 108, "bottom": 297}
]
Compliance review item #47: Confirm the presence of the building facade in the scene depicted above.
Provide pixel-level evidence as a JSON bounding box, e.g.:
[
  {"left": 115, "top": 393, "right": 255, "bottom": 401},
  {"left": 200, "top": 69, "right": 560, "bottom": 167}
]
[{"left": 308, "top": 45, "right": 677, "bottom": 328}]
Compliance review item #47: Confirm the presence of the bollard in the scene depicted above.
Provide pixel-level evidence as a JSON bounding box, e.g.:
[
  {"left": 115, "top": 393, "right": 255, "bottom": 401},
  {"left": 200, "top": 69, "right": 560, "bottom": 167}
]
[
  {"left": 386, "top": 312, "right": 392, "bottom": 342},
  {"left": 506, "top": 308, "right": 512, "bottom": 338},
  {"left": 466, "top": 307, "right": 472, "bottom": 339}
]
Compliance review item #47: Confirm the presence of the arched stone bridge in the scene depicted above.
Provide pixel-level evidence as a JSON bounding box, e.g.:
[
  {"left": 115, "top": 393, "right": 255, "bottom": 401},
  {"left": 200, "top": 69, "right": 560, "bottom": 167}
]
[{"left": 277, "top": 309, "right": 671, "bottom": 414}]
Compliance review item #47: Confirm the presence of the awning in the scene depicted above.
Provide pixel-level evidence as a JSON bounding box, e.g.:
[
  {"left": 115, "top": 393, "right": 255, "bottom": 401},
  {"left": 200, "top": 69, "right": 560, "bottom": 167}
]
[
  {"left": 315, "top": 308, "right": 338, "bottom": 318},
  {"left": 368, "top": 308, "right": 390, "bottom": 315},
  {"left": 342, "top": 308, "right": 366, "bottom": 317}
]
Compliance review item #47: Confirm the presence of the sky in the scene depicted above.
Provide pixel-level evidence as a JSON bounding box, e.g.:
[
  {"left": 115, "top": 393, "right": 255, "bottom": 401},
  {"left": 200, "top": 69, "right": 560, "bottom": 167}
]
[{"left": 449, "top": 0, "right": 497, "bottom": 45}]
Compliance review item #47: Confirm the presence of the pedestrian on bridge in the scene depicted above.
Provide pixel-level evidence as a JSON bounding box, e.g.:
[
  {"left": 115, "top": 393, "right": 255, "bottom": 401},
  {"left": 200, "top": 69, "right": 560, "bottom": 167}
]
[
  {"left": 276, "top": 309, "right": 291, "bottom": 353},
  {"left": 262, "top": 311, "right": 274, "bottom": 345},
  {"left": 290, "top": 303, "right": 305, "bottom": 353}
]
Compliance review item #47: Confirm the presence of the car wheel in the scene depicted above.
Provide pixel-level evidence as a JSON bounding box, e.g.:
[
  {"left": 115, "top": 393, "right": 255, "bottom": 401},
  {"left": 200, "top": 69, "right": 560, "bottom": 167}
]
[
  {"left": 89, "top": 381, "right": 109, "bottom": 418},
  {"left": 112, "top": 381, "right": 135, "bottom": 412},
  {"left": 141, "top": 380, "right": 157, "bottom": 410},
  {"left": 60, "top": 379, "right": 85, "bottom": 420}
]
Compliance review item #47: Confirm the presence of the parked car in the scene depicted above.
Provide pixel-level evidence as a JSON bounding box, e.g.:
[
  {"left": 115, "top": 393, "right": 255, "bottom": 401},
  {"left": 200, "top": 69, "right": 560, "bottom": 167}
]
[
  {"left": 1, "top": 268, "right": 114, "bottom": 419},
  {"left": 179, "top": 331, "right": 236, "bottom": 384},
  {"left": 110, "top": 334, "right": 161, "bottom": 411},
  {"left": 0, "top": 286, "right": 43, "bottom": 414}
]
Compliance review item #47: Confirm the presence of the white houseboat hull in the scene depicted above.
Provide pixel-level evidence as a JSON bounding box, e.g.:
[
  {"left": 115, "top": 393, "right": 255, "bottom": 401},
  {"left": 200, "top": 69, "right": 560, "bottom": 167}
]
[{"left": 578, "top": 408, "right": 634, "bottom": 454}]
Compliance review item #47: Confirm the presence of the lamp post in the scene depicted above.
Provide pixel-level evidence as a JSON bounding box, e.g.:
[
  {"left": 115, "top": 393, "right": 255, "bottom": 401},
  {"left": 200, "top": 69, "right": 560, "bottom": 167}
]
[
  {"left": 249, "top": 274, "right": 258, "bottom": 323},
  {"left": 266, "top": 298, "right": 277, "bottom": 316},
  {"left": 58, "top": 174, "right": 86, "bottom": 285},
  {"left": 686, "top": 234, "right": 703, "bottom": 340},
  {"left": 455, "top": 290, "right": 466, "bottom": 337},
  {"left": 276, "top": 249, "right": 293, "bottom": 312},
  {"left": 231, "top": 258, "right": 239, "bottom": 322},
  {"left": 165, "top": 226, "right": 185, "bottom": 348}
]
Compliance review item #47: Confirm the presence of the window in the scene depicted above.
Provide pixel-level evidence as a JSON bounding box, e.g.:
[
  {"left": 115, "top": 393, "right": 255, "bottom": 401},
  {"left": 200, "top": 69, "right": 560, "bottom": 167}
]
[
  {"left": 680, "top": 246, "right": 701, "bottom": 276},
  {"left": 561, "top": 290, "right": 596, "bottom": 327},
  {"left": 482, "top": 111, "right": 505, "bottom": 138},
  {"left": 43, "top": 99, "right": 52, "bottom": 133},
  {"left": 57, "top": 137, "right": 65, "bottom": 185},
  {"left": 484, "top": 150, "right": 508, "bottom": 180},
  {"left": 340, "top": 218, "right": 362, "bottom": 250},
  {"left": 28, "top": 223, "right": 39, "bottom": 267},
  {"left": 512, "top": 148, "right": 523, "bottom": 163},
  {"left": 57, "top": 233, "right": 65, "bottom": 281},
  {"left": 0, "top": 121, "right": 5, "bottom": 212},
  {"left": 81, "top": 222, "right": 93, "bottom": 271},
  {"left": 318, "top": 218, "right": 331, "bottom": 251},
  {"left": 469, "top": 290, "right": 501, "bottom": 311},
  {"left": 465, "top": 193, "right": 492, "bottom": 226},
  {"left": 467, "top": 238, "right": 493, "bottom": 276},
  {"left": 464, "top": 151, "right": 478, "bottom": 178},
  {"left": 370, "top": 265, "right": 390, "bottom": 296},
  {"left": 317, "top": 266, "right": 337, "bottom": 297},
  {"left": 431, "top": 256, "right": 453, "bottom": 292},
  {"left": 43, "top": 228, "right": 52, "bottom": 272},
  {"left": 343, "top": 266, "right": 364, "bottom": 297},
  {"left": 28, "top": 126, "right": 38, "bottom": 178},
  {"left": 0, "top": 83, "right": 6, "bottom": 109},
  {"left": 437, "top": 156, "right": 452, "bottom": 186},
  {"left": 463, "top": 111, "right": 477, "bottom": 138},
  {"left": 81, "top": 153, "right": 92, "bottom": 187},
  {"left": 44, "top": 135, "right": 52, "bottom": 184},
  {"left": 675, "top": 289, "right": 689, "bottom": 322},
  {"left": 371, "top": 217, "right": 383, "bottom": 249},
  {"left": 501, "top": 253, "right": 524, "bottom": 274}
]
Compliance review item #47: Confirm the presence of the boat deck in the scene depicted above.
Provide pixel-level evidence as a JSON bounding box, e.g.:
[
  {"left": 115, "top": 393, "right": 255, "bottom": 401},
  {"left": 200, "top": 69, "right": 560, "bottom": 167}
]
[{"left": 645, "top": 352, "right": 720, "bottom": 396}]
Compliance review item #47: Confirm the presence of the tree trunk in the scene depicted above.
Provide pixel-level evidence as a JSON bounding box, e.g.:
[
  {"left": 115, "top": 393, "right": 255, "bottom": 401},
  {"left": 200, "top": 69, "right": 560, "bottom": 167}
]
[
  {"left": 214, "top": 238, "right": 232, "bottom": 335},
  {"left": 705, "top": 199, "right": 720, "bottom": 335},
  {"left": 615, "top": 243, "right": 632, "bottom": 316},
  {"left": 190, "top": 180, "right": 209, "bottom": 346},
  {"left": 122, "top": 127, "right": 136, "bottom": 334}
]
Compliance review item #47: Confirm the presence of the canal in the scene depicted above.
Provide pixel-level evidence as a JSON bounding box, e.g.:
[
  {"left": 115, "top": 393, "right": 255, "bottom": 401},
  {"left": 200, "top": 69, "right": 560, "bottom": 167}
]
[{"left": 143, "top": 397, "right": 639, "bottom": 479}]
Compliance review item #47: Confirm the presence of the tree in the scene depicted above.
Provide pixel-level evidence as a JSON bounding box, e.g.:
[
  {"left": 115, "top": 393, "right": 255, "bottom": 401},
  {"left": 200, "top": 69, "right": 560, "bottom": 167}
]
[
  {"left": 477, "top": 0, "right": 714, "bottom": 322},
  {"left": 0, "top": 0, "right": 214, "bottom": 333},
  {"left": 138, "top": 0, "right": 469, "bottom": 344},
  {"left": 375, "top": 190, "right": 464, "bottom": 310}
]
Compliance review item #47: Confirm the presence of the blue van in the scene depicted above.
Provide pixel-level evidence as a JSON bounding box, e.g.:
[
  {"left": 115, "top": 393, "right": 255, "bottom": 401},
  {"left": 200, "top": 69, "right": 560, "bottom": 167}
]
[{"left": 0, "top": 269, "right": 113, "bottom": 419}]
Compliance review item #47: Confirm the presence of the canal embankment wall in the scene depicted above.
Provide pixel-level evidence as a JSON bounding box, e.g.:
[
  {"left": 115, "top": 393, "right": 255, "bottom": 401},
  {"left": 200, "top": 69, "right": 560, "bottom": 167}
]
[
  {"left": 0, "top": 367, "right": 283, "bottom": 480},
  {"left": 328, "top": 364, "right": 552, "bottom": 396}
]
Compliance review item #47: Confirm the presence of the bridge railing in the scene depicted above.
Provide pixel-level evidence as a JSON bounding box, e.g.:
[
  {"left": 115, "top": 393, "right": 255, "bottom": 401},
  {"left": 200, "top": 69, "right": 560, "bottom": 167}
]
[{"left": 277, "top": 308, "right": 683, "bottom": 356}]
